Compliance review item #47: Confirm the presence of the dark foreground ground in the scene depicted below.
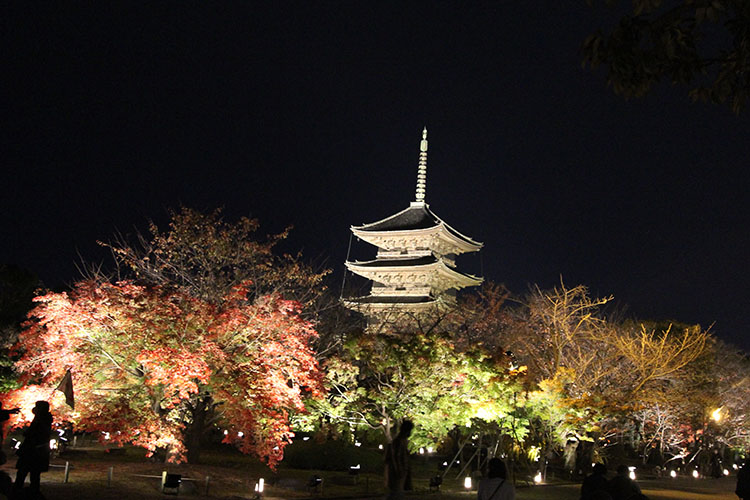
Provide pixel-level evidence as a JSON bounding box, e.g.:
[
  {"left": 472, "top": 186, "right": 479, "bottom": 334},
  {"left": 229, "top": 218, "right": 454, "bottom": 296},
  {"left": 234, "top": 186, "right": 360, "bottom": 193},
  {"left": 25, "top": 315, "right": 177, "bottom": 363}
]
[
  {"left": 2, "top": 466, "right": 740, "bottom": 500},
  {"left": 0, "top": 443, "right": 740, "bottom": 500}
]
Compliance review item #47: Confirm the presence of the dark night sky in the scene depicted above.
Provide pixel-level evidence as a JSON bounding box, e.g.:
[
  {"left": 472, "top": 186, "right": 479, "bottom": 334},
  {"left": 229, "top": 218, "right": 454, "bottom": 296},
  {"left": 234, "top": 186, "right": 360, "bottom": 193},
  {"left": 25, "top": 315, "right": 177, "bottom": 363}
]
[{"left": 2, "top": 3, "right": 749, "bottom": 350}]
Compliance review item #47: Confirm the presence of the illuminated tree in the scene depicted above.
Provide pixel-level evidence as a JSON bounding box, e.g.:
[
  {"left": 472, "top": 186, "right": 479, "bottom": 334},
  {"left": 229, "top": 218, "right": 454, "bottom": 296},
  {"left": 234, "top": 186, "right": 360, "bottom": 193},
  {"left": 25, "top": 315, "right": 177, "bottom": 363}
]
[
  {"left": 308, "top": 312, "right": 522, "bottom": 450},
  {"left": 506, "top": 283, "right": 710, "bottom": 472},
  {"left": 4, "top": 208, "right": 329, "bottom": 466},
  {"left": 613, "top": 322, "right": 709, "bottom": 395},
  {"left": 512, "top": 282, "right": 620, "bottom": 393},
  {"left": 100, "top": 207, "right": 328, "bottom": 311},
  {"left": 712, "top": 341, "right": 750, "bottom": 450},
  {"left": 4, "top": 280, "right": 323, "bottom": 467}
]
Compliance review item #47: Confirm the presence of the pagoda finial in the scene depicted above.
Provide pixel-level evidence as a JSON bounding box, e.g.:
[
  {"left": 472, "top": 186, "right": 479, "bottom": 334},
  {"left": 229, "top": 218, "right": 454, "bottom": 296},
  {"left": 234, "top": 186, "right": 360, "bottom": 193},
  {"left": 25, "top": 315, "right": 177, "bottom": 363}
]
[{"left": 415, "top": 127, "right": 428, "bottom": 203}]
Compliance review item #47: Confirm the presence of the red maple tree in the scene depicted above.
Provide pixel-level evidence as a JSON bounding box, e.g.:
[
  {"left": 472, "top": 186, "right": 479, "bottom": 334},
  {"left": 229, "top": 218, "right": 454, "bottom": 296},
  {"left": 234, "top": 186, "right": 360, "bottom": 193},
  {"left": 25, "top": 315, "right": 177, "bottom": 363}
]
[{"left": 3, "top": 279, "right": 323, "bottom": 467}]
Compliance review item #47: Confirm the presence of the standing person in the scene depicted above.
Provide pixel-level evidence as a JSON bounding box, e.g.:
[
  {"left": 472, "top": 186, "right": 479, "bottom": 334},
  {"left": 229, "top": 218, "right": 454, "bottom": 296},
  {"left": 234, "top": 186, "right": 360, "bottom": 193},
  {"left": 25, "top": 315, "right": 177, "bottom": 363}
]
[
  {"left": 477, "top": 457, "right": 515, "bottom": 500},
  {"left": 581, "top": 463, "right": 611, "bottom": 500},
  {"left": 384, "top": 420, "right": 413, "bottom": 500},
  {"left": 13, "top": 401, "right": 53, "bottom": 497},
  {"left": 607, "top": 465, "right": 641, "bottom": 500},
  {"left": 0, "top": 402, "right": 20, "bottom": 463},
  {"left": 737, "top": 457, "right": 750, "bottom": 499},
  {"left": 0, "top": 403, "right": 19, "bottom": 500}
]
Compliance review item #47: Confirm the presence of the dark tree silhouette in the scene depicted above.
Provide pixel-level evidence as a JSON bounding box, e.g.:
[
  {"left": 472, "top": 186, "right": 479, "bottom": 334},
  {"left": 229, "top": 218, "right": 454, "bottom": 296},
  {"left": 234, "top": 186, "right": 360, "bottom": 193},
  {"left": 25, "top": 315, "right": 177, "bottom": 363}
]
[{"left": 583, "top": 0, "right": 750, "bottom": 113}]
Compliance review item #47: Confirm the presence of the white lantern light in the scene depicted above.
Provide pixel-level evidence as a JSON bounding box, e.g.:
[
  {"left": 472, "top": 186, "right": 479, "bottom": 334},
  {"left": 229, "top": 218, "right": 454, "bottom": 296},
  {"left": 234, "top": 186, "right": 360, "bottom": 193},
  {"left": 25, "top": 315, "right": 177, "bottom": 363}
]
[{"left": 464, "top": 476, "right": 472, "bottom": 489}]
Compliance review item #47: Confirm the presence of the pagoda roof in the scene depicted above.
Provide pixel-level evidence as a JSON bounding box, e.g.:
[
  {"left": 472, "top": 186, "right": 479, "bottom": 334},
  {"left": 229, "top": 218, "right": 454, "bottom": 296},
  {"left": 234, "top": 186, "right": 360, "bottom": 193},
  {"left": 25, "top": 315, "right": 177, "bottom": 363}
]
[
  {"left": 345, "top": 295, "right": 435, "bottom": 304},
  {"left": 341, "top": 295, "right": 439, "bottom": 314},
  {"left": 352, "top": 202, "right": 482, "bottom": 251},
  {"left": 350, "top": 255, "right": 437, "bottom": 267},
  {"left": 345, "top": 256, "right": 483, "bottom": 290}
]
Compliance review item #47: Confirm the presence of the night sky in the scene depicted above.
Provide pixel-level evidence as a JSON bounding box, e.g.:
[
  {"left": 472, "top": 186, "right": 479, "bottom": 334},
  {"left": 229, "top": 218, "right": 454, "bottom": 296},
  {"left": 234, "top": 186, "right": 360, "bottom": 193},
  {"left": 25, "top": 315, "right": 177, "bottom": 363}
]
[{"left": 2, "top": 3, "right": 749, "bottom": 350}]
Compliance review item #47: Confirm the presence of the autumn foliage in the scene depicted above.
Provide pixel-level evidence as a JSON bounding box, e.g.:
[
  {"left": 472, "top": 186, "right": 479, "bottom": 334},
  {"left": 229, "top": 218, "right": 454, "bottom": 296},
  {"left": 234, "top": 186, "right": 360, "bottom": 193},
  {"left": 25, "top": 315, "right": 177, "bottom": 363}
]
[{"left": 4, "top": 279, "right": 323, "bottom": 467}]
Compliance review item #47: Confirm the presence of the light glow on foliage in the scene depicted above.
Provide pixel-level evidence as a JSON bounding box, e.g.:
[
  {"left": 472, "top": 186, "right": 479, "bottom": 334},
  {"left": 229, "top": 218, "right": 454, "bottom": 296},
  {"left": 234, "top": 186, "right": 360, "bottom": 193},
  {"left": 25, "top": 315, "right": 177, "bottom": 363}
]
[
  {"left": 2, "top": 280, "right": 323, "bottom": 468},
  {"left": 711, "top": 407, "right": 722, "bottom": 422},
  {"left": 2, "top": 385, "right": 57, "bottom": 426}
]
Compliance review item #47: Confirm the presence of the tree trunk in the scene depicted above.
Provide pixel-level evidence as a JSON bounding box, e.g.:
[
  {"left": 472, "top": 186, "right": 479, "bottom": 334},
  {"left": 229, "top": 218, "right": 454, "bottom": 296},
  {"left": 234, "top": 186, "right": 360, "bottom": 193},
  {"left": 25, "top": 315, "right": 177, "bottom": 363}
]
[{"left": 185, "top": 395, "right": 212, "bottom": 463}]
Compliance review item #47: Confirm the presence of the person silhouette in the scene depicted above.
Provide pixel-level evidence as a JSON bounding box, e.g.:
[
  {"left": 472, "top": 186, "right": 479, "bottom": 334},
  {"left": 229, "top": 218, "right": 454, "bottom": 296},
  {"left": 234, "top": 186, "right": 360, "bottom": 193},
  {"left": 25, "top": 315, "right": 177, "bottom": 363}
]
[
  {"left": 581, "top": 463, "right": 611, "bottom": 500},
  {"left": 384, "top": 420, "right": 413, "bottom": 500},
  {"left": 13, "top": 401, "right": 53, "bottom": 497},
  {"left": 737, "top": 457, "right": 750, "bottom": 500},
  {"left": 0, "top": 403, "right": 19, "bottom": 500},
  {"left": 0, "top": 402, "right": 20, "bottom": 444},
  {"left": 477, "top": 457, "right": 515, "bottom": 500},
  {"left": 607, "top": 464, "right": 641, "bottom": 500}
]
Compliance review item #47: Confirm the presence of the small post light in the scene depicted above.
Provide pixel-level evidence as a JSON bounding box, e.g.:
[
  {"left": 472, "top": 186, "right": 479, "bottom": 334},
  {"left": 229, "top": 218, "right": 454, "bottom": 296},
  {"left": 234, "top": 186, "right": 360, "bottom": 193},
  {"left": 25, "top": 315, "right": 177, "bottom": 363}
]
[
  {"left": 254, "top": 477, "right": 265, "bottom": 495},
  {"left": 349, "top": 464, "right": 360, "bottom": 483},
  {"left": 378, "top": 444, "right": 383, "bottom": 450},
  {"left": 533, "top": 471, "right": 542, "bottom": 484},
  {"left": 723, "top": 469, "right": 730, "bottom": 476},
  {"left": 692, "top": 470, "right": 700, "bottom": 479},
  {"left": 670, "top": 470, "right": 677, "bottom": 478},
  {"left": 237, "top": 431, "right": 244, "bottom": 438},
  {"left": 419, "top": 447, "right": 425, "bottom": 455},
  {"left": 427, "top": 446, "right": 433, "bottom": 453},
  {"left": 628, "top": 466, "right": 636, "bottom": 480},
  {"left": 464, "top": 476, "right": 472, "bottom": 489}
]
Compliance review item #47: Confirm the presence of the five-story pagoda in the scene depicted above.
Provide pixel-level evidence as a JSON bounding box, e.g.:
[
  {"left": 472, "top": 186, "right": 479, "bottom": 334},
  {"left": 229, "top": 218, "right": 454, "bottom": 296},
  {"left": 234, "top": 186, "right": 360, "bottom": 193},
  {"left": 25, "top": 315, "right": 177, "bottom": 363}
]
[{"left": 343, "top": 128, "right": 483, "bottom": 325}]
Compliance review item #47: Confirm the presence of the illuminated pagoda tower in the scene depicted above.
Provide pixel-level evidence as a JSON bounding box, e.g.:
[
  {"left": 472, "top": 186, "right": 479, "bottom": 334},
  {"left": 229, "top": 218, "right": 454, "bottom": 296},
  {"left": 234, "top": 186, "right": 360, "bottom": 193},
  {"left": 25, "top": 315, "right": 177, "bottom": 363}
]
[{"left": 343, "top": 128, "right": 483, "bottom": 325}]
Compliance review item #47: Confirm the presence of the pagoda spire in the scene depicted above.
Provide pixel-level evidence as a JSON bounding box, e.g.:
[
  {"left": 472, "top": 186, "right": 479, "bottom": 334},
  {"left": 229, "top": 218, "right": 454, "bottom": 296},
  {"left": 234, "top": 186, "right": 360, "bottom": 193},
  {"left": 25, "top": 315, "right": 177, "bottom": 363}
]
[{"left": 415, "top": 127, "right": 428, "bottom": 204}]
